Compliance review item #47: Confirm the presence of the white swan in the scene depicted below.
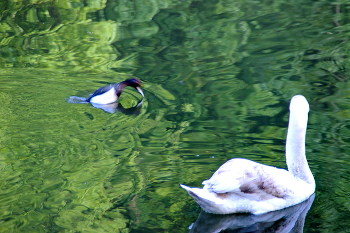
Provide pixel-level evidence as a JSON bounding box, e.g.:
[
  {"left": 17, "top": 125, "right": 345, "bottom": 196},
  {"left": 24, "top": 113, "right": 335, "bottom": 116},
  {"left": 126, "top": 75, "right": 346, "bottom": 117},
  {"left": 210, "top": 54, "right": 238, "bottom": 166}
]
[{"left": 180, "top": 95, "right": 315, "bottom": 215}]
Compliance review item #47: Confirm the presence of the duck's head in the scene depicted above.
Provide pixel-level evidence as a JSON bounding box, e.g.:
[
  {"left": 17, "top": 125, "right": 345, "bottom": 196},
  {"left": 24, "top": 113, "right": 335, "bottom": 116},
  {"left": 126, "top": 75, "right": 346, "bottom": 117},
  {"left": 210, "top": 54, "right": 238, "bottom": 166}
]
[{"left": 123, "top": 78, "right": 144, "bottom": 97}]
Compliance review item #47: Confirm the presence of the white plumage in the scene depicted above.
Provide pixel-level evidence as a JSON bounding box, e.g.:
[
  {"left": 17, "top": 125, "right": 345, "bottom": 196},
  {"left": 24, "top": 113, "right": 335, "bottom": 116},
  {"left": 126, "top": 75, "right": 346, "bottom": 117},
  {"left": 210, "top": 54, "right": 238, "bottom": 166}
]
[
  {"left": 88, "top": 85, "right": 117, "bottom": 104},
  {"left": 181, "top": 95, "right": 315, "bottom": 215}
]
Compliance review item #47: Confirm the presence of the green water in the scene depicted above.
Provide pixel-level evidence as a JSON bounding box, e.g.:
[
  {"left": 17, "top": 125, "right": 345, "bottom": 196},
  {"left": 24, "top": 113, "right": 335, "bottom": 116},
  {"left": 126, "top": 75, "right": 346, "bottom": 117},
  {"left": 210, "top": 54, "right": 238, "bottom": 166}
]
[{"left": 1, "top": 0, "right": 350, "bottom": 232}]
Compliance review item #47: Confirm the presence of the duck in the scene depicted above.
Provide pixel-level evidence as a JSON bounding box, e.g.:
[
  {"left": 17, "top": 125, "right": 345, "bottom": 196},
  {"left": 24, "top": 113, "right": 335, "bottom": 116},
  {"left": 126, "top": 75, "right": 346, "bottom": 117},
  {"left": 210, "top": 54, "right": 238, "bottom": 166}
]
[
  {"left": 86, "top": 78, "right": 144, "bottom": 104},
  {"left": 180, "top": 95, "right": 315, "bottom": 215}
]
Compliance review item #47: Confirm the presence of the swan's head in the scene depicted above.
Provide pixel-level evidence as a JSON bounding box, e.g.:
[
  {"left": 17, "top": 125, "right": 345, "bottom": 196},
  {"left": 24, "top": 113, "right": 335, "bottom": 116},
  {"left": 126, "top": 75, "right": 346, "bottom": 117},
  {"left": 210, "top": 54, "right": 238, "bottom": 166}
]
[{"left": 290, "top": 95, "right": 309, "bottom": 113}]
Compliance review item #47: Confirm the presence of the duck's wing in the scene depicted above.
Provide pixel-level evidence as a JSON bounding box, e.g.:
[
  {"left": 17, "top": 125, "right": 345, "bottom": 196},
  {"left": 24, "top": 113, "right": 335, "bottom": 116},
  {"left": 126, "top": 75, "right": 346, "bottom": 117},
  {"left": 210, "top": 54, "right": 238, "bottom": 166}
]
[
  {"left": 202, "top": 158, "right": 295, "bottom": 200},
  {"left": 86, "top": 84, "right": 114, "bottom": 101}
]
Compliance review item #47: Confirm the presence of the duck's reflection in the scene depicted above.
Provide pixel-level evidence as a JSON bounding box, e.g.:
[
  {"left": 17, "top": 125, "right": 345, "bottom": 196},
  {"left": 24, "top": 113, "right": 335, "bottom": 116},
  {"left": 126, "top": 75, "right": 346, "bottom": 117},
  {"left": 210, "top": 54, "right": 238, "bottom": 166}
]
[
  {"left": 188, "top": 194, "right": 315, "bottom": 233},
  {"left": 91, "top": 99, "right": 144, "bottom": 114},
  {"left": 68, "top": 96, "right": 143, "bottom": 114}
]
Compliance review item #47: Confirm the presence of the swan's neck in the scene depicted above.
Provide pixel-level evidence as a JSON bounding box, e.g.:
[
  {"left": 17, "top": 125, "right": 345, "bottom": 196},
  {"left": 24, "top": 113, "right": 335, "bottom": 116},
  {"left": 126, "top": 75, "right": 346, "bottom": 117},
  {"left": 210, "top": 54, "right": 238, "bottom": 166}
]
[{"left": 286, "top": 111, "right": 314, "bottom": 185}]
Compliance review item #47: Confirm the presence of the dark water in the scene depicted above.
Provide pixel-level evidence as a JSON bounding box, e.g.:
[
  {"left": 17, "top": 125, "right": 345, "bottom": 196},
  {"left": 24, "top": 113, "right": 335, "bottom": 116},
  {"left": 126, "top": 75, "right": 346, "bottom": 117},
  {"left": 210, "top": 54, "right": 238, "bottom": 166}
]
[{"left": 0, "top": 0, "right": 350, "bottom": 232}]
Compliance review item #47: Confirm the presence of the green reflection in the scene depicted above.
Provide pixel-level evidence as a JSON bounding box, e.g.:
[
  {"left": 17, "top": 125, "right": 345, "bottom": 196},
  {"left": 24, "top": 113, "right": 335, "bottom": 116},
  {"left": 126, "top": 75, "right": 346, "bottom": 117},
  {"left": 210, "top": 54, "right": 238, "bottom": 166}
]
[{"left": 1, "top": 0, "right": 350, "bottom": 232}]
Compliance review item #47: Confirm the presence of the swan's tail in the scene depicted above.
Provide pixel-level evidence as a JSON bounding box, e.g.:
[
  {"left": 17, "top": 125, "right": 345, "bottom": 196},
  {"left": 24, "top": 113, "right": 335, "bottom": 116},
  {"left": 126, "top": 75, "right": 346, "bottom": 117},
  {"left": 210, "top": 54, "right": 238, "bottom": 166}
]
[{"left": 180, "top": 184, "right": 226, "bottom": 214}]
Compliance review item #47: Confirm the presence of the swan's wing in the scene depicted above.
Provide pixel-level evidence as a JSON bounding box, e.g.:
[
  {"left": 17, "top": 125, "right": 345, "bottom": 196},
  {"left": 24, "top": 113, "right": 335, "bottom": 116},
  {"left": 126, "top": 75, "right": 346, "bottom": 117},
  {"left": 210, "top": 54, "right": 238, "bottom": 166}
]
[{"left": 202, "top": 158, "right": 295, "bottom": 199}]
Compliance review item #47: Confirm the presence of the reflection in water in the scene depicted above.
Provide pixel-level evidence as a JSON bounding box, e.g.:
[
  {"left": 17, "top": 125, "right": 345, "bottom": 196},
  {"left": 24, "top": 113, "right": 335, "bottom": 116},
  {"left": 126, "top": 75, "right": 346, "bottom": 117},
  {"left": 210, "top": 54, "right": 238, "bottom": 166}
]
[
  {"left": 68, "top": 96, "right": 144, "bottom": 114},
  {"left": 189, "top": 194, "right": 315, "bottom": 233},
  {"left": 92, "top": 99, "right": 144, "bottom": 114},
  {"left": 2, "top": 0, "right": 350, "bottom": 232}
]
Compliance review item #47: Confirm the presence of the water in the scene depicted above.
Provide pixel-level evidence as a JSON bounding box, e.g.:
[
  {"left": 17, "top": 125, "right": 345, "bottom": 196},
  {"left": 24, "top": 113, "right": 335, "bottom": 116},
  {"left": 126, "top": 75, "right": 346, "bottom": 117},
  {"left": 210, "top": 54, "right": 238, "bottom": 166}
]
[{"left": 1, "top": 0, "right": 350, "bottom": 232}]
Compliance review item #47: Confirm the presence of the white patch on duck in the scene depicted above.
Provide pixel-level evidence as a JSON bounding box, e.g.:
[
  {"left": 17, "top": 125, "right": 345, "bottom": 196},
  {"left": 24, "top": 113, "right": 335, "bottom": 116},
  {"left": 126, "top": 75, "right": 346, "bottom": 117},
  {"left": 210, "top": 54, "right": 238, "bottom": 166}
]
[
  {"left": 88, "top": 85, "right": 117, "bottom": 104},
  {"left": 180, "top": 95, "right": 315, "bottom": 215}
]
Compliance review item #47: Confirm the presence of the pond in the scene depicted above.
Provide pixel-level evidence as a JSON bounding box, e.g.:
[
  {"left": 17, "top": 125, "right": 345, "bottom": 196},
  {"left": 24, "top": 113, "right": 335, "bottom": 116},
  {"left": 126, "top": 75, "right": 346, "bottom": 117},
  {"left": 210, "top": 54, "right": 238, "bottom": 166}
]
[{"left": 1, "top": 0, "right": 350, "bottom": 232}]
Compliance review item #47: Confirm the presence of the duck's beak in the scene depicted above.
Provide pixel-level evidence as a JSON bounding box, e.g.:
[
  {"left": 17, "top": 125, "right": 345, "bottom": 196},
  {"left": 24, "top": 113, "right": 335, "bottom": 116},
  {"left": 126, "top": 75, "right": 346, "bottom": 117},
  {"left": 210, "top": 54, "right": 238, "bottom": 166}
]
[{"left": 136, "top": 87, "right": 144, "bottom": 97}]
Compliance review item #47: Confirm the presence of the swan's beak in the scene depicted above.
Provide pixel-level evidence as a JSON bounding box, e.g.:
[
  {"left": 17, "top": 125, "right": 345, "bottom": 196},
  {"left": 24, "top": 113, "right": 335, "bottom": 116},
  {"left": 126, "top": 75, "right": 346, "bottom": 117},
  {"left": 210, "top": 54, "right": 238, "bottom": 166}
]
[{"left": 136, "top": 87, "right": 144, "bottom": 97}]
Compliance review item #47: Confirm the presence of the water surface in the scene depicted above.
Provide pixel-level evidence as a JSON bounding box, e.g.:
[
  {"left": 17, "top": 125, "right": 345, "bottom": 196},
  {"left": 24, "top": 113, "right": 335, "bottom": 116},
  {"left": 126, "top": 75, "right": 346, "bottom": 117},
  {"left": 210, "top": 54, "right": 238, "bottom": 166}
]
[{"left": 1, "top": 0, "right": 350, "bottom": 232}]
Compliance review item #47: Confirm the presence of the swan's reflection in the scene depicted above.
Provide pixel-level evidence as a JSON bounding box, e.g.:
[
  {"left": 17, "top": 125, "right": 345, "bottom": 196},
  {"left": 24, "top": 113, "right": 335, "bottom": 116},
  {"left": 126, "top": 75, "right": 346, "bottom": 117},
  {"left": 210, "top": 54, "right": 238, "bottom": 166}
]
[
  {"left": 68, "top": 96, "right": 143, "bottom": 114},
  {"left": 189, "top": 194, "right": 315, "bottom": 233}
]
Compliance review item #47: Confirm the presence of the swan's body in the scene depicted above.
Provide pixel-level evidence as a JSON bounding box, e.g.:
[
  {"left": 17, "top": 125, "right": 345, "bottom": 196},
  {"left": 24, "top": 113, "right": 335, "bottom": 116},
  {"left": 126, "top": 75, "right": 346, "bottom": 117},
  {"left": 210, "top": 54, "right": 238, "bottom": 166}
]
[{"left": 180, "top": 95, "right": 315, "bottom": 215}]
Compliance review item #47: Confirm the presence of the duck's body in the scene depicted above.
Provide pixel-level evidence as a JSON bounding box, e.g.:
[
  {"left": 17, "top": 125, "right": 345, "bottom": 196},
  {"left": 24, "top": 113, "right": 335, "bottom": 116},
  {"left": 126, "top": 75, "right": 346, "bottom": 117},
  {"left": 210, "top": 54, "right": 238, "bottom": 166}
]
[
  {"left": 86, "top": 78, "right": 144, "bottom": 104},
  {"left": 181, "top": 95, "right": 315, "bottom": 215}
]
